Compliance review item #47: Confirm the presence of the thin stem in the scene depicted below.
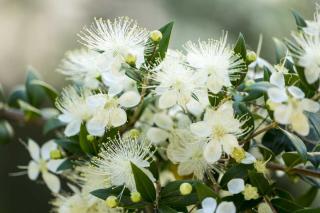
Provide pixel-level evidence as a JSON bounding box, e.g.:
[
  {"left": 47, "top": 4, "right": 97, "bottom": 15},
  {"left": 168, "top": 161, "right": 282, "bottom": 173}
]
[
  {"left": 264, "top": 196, "right": 277, "bottom": 213},
  {"left": 267, "top": 162, "right": 320, "bottom": 178},
  {"left": 312, "top": 92, "right": 320, "bottom": 101},
  {"left": 240, "top": 122, "right": 277, "bottom": 145},
  {"left": 0, "top": 107, "right": 46, "bottom": 126}
]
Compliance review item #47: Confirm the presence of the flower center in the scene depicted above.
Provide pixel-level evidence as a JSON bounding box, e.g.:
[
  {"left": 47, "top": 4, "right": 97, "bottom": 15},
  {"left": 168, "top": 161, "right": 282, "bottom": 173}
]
[{"left": 212, "top": 125, "right": 226, "bottom": 139}]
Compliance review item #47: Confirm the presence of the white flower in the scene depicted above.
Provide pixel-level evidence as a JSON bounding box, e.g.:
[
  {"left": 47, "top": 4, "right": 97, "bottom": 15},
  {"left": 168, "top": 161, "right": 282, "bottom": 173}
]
[
  {"left": 91, "top": 137, "right": 155, "bottom": 191},
  {"left": 197, "top": 197, "right": 236, "bottom": 213},
  {"left": 57, "top": 49, "right": 108, "bottom": 89},
  {"left": 51, "top": 186, "right": 121, "bottom": 213},
  {"left": 184, "top": 33, "right": 245, "bottom": 94},
  {"left": 267, "top": 72, "right": 320, "bottom": 135},
  {"left": 22, "top": 139, "right": 63, "bottom": 193},
  {"left": 152, "top": 51, "right": 207, "bottom": 109},
  {"left": 167, "top": 130, "right": 212, "bottom": 179},
  {"left": 146, "top": 112, "right": 173, "bottom": 144},
  {"left": 79, "top": 17, "right": 150, "bottom": 70},
  {"left": 291, "top": 33, "right": 320, "bottom": 84},
  {"left": 102, "top": 71, "right": 137, "bottom": 96},
  {"left": 303, "top": 5, "right": 320, "bottom": 36},
  {"left": 190, "top": 101, "right": 245, "bottom": 163},
  {"left": 227, "top": 178, "right": 245, "bottom": 194},
  {"left": 86, "top": 92, "right": 140, "bottom": 136},
  {"left": 56, "top": 87, "right": 94, "bottom": 137}
]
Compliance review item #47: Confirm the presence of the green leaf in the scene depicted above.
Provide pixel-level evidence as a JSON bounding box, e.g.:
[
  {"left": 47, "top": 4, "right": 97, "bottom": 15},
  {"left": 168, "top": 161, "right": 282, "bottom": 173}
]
[
  {"left": 91, "top": 186, "right": 128, "bottom": 200},
  {"left": 57, "top": 159, "right": 72, "bottom": 171},
  {"left": 280, "top": 128, "right": 308, "bottom": 162},
  {"left": 18, "top": 100, "right": 42, "bottom": 118},
  {"left": 208, "top": 91, "right": 224, "bottom": 107},
  {"left": 262, "top": 128, "right": 295, "bottom": 155},
  {"left": 292, "top": 10, "right": 307, "bottom": 29},
  {"left": 273, "top": 37, "right": 288, "bottom": 64},
  {"left": 131, "top": 162, "right": 156, "bottom": 202},
  {"left": 148, "top": 160, "right": 159, "bottom": 180},
  {"left": 123, "top": 66, "right": 142, "bottom": 82},
  {"left": 195, "top": 182, "right": 217, "bottom": 201},
  {"left": 30, "top": 79, "right": 58, "bottom": 102},
  {"left": 158, "top": 205, "right": 178, "bottom": 213},
  {"left": 248, "top": 171, "right": 271, "bottom": 195},
  {"left": 294, "top": 208, "right": 320, "bottom": 213},
  {"left": 8, "top": 86, "right": 28, "bottom": 108},
  {"left": 43, "top": 117, "right": 65, "bottom": 135},
  {"left": 0, "top": 120, "right": 14, "bottom": 144},
  {"left": 79, "top": 124, "right": 94, "bottom": 154},
  {"left": 272, "top": 198, "right": 303, "bottom": 213},
  {"left": 275, "top": 188, "right": 295, "bottom": 201},
  {"left": 0, "top": 83, "right": 5, "bottom": 102},
  {"left": 220, "top": 164, "right": 252, "bottom": 187},
  {"left": 232, "top": 33, "right": 248, "bottom": 86},
  {"left": 54, "top": 139, "right": 82, "bottom": 154},
  {"left": 244, "top": 81, "right": 273, "bottom": 92},
  {"left": 296, "top": 187, "right": 318, "bottom": 207},
  {"left": 25, "top": 68, "right": 46, "bottom": 107},
  {"left": 282, "top": 152, "right": 304, "bottom": 168}
]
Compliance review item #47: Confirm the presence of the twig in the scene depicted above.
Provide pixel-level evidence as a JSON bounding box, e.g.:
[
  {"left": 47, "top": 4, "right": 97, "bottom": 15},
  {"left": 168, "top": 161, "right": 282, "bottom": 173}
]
[
  {"left": 267, "top": 162, "right": 320, "bottom": 178},
  {"left": 0, "top": 107, "right": 46, "bottom": 126}
]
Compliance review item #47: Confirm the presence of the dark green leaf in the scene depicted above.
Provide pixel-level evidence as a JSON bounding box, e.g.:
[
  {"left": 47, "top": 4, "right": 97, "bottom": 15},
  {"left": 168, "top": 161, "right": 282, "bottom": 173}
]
[
  {"left": 294, "top": 208, "right": 320, "bottom": 213},
  {"left": 158, "top": 205, "right": 178, "bottom": 213},
  {"left": 280, "top": 128, "right": 308, "bottom": 161},
  {"left": 156, "top": 22, "right": 174, "bottom": 60},
  {"left": 123, "top": 66, "right": 142, "bottom": 82},
  {"left": 0, "top": 120, "right": 14, "bottom": 144},
  {"left": 273, "top": 38, "right": 288, "bottom": 64},
  {"left": 272, "top": 198, "right": 303, "bottom": 213},
  {"left": 292, "top": 10, "right": 307, "bottom": 29},
  {"left": 30, "top": 79, "right": 58, "bottom": 102},
  {"left": 232, "top": 33, "right": 248, "bottom": 86},
  {"left": 195, "top": 182, "right": 217, "bottom": 201},
  {"left": 43, "top": 118, "right": 65, "bottom": 135},
  {"left": 54, "top": 139, "right": 82, "bottom": 154},
  {"left": 131, "top": 162, "right": 156, "bottom": 202},
  {"left": 208, "top": 91, "right": 224, "bottom": 107},
  {"left": 244, "top": 81, "right": 273, "bottom": 92},
  {"left": 275, "top": 188, "right": 294, "bottom": 201},
  {"left": 8, "top": 86, "right": 28, "bottom": 108},
  {"left": 262, "top": 128, "right": 295, "bottom": 156},
  {"left": 248, "top": 171, "right": 271, "bottom": 195},
  {"left": 57, "top": 159, "right": 72, "bottom": 171},
  {"left": 296, "top": 187, "right": 318, "bottom": 207},
  {"left": 25, "top": 68, "right": 46, "bottom": 107},
  {"left": 91, "top": 185, "right": 128, "bottom": 200},
  {"left": 148, "top": 160, "right": 159, "bottom": 180},
  {"left": 220, "top": 164, "right": 252, "bottom": 187},
  {"left": 79, "top": 124, "right": 94, "bottom": 154},
  {"left": 282, "top": 152, "right": 304, "bottom": 168}
]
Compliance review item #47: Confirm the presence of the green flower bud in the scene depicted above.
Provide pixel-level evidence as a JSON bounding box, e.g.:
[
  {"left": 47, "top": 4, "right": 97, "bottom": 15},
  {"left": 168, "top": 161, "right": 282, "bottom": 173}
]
[
  {"left": 246, "top": 51, "right": 257, "bottom": 63},
  {"left": 150, "top": 30, "right": 163, "bottom": 42},
  {"left": 87, "top": 134, "right": 95, "bottom": 142},
  {"left": 50, "top": 149, "right": 63, "bottom": 159},
  {"left": 125, "top": 53, "right": 137, "bottom": 66},
  {"left": 130, "top": 191, "right": 142, "bottom": 203},
  {"left": 129, "top": 129, "right": 140, "bottom": 139},
  {"left": 106, "top": 196, "right": 118, "bottom": 208},
  {"left": 179, "top": 182, "right": 193, "bottom": 195}
]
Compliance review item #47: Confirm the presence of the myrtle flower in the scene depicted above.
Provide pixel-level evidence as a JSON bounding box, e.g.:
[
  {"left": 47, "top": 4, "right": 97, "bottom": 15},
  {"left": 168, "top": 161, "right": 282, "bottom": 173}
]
[
  {"left": 56, "top": 87, "right": 94, "bottom": 137},
  {"left": 184, "top": 33, "right": 245, "bottom": 94},
  {"left": 51, "top": 185, "right": 121, "bottom": 213},
  {"left": 91, "top": 137, "right": 155, "bottom": 191},
  {"left": 146, "top": 112, "right": 174, "bottom": 144},
  {"left": 167, "top": 130, "right": 212, "bottom": 179},
  {"left": 152, "top": 51, "right": 207, "bottom": 109},
  {"left": 86, "top": 92, "right": 140, "bottom": 136},
  {"left": 303, "top": 4, "right": 320, "bottom": 36},
  {"left": 291, "top": 33, "right": 320, "bottom": 84},
  {"left": 57, "top": 49, "right": 108, "bottom": 89},
  {"left": 20, "top": 139, "right": 63, "bottom": 193},
  {"left": 190, "top": 101, "right": 246, "bottom": 163},
  {"left": 79, "top": 17, "right": 150, "bottom": 70},
  {"left": 267, "top": 72, "right": 320, "bottom": 135},
  {"left": 197, "top": 197, "right": 236, "bottom": 213}
]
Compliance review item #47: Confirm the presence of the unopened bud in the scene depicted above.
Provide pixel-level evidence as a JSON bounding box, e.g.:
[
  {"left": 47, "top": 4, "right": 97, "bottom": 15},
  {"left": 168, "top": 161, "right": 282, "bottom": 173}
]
[
  {"left": 106, "top": 196, "right": 118, "bottom": 208},
  {"left": 129, "top": 129, "right": 140, "bottom": 139},
  {"left": 150, "top": 30, "right": 162, "bottom": 42},
  {"left": 125, "top": 53, "right": 137, "bottom": 66},
  {"left": 179, "top": 182, "right": 193, "bottom": 195},
  {"left": 246, "top": 51, "right": 257, "bottom": 63},
  {"left": 50, "top": 150, "right": 63, "bottom": 159},
  {"left": 231, "top": 147, "right": 246, "bottom": 163},
  {"left": 130, "top": 191, "right": 142, "bottom": 203},
  {"left": 254, "top": 160, "right": 267, "bottom": 174},
  {"left": 87, "top": 135, "right": 95, "bottom": 142}
]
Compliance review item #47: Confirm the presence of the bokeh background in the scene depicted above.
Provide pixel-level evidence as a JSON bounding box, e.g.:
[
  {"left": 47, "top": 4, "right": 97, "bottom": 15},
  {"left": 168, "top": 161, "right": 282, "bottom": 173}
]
[{"left": 0, "top": 0, "right": 317, "bottom": 212}]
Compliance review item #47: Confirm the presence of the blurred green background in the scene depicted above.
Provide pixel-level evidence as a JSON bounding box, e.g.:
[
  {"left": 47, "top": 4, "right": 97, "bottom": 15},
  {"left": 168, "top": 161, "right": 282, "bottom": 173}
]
[{"left": 0, "top": 0, "right": 317, "bottom": 212}]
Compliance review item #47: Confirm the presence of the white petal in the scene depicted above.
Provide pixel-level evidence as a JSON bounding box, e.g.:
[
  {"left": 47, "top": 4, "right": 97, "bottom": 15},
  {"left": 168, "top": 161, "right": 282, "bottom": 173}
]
[
  {"left": 64, "top": 120, "right": 81, "bottom": 137},
  {"left": 304, "top": 68, "right": 319, "bottom": 84},
  {"left": 158, "top": 90, "right": 177, "bottom": 109},
  {"left": 186, "top": 99, "right": 205, "bottom": 116},
  {"left": 301, "top": 98, "right": 320, "bottom": 112},
  {"left": 288, "top": 86, "right": 305, "bottom": 99},
  {"left": 47, "top": 159, "right": 65, "bottom": 173},
  {"left": 203, "top": 141, "right": 222, "bottom": 164},
  {"left": 110, "top": 108, "right": 127, "bottom": 127},
  {"left": 291, "top": 112, "right": 310, "bottom": 136},
  {"left": 28, "top": 139, "right": 40, "bottom": 161},
  {"left": 147, "top": 128, "right": 169, "bottom": 145},
  {"left": 267, "top": 87, "right": 288, "bottom": 103},
  {"left": 58, "top": 113, "right": 72, "bottom": 123},
  {"left": 216, "top": 202, "right": 236, "bottom": 213},
  {"left": 41, "top": 140, "right": 57, "bottom": 161},
  {"left": 28, "top": 161, "right": 40, "bottom": 180},
  {"left": 270, "top": 72, "right": 285, "bottom": 88},
  {"left": 227, "top": 178, "right": 245, "bottom": 194},
  {"left": 190, "top": 121, "right": 211, "bottom": 137},
  {"left": 274, "top": 104, "right": 291, "bottom": 124},
  {"left": 86, "top": 94, "right": 106, "bottom": 109},
  {"left": 241, "top": 152, "right": 257, "bottom": 164},
  {"left": 154, "top": 113, "right": 173, "bottom": 130},
  {"left": 42, "top": 171, "right": 60, "bottom": 193},
  {"left": 202, "top": 197, "right": 217, "bottom": 213},
  {"left": 86, "top": 118, "right": 106, "bottom": 136},
  {"left": 221, "top": 134, "right": 239, "bottom": 155},
  {"left": 207, "top": 75, "right": 223, "bottom": 94},
  {"left": 119, "top": 91, "right": 141, "bottom": 108}
]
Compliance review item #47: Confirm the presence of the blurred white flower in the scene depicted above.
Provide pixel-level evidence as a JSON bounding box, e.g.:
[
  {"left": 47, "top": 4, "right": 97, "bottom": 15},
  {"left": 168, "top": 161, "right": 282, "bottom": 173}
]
[
  {"left": 167, "top": 130, "right": 212, "bottom": 179},
  {"left": 227, "top": 178, "right": 245, "bottom": 194},
  {"left": 184, "top": 33, "right": 245, "bottom": 94},
  {"left": 91, "top": 137, "right": 155, "bottom": 191},
  {"left": 86, "top": 92, "right": 140, "bottom": 136},
  {"left": 303, "top": 5, "right": 320, "bottom": 36},
  {"left": 197, "top": 197, "right": 236, "bottom": 213},
  {"left": 57, "top": 49, "right": 108, "bottom": 89},
  {"left": 79, "top": 17, "right": 150, "bottom": 71},
  {"left": 267, "top": 72, "right": 320, "bottom": 135},
  {"left": 56, "top": 87, "right": 94, "bottom": 137},
  {"left": 190, "top": 101, "right": 245, "bottom": 163},
  {"left": 291, "top": 33, "right": 320, "bottom": 84},
  {"left": 21, "top": 139, "right": 63, "bottom": 193},
  {"left": 152, "top": 51, "right": 207, "bottom": 109}
]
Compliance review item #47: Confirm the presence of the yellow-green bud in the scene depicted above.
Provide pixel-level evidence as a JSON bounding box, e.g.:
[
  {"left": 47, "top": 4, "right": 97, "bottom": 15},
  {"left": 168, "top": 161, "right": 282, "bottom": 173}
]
[
  {"left": 254, "top": 160, "right": 267, "bottom": 174},
  {"left": 246, "top": 51, "right": 257, "bottom": 63},
  {"left": 87, "top": 135, "right": 95, "bottom": 142},
  {"left": 150, "top": 30, "right": 163, "bottom": 42},
  {"left": 231, "top": 147, "right": 246, "bottom": 163},
  {"left": 129, "top": 129, "right": 140, "bottom": 139},
  {"left": 125, "top": 53, "right": 137, "bottom": 66},
  {"left": 242, "top": 184, "right": 259, "bottom": 200},
  {"left": 130, "top": 191, "right": 142, "bottom": 203},
  {"left": 179, "top": 182, "right": 193, "bottom": 195},
  {"left": 50, "top": 150, "right": 63, "bottom": 159},
  {"left": 106, "top": 196, "right": 118, "bottom": 208}
]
